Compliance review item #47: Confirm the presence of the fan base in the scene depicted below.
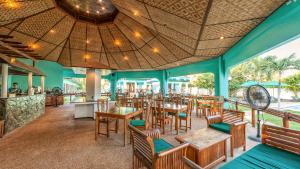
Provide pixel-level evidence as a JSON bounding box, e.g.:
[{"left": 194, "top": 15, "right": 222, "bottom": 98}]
[{"left": 248, "top": 136, "right": 261, "bottom": 142}]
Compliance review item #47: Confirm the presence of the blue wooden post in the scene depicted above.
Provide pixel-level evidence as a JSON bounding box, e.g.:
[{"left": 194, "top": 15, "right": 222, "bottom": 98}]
[{"left": 159, "top": 70, "right": 168, "bottom": 96}]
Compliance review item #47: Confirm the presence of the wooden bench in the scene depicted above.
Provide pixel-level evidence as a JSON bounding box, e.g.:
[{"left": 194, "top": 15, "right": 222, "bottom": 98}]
[
  {"left": 183, "top": 124, "right": 300, "bottom": 169},
  {"left": 0, "top": 120, "right": 4, "bottom": 138},
  {"left": 220, "top": 124, "right": 300, "bottom": 169}
]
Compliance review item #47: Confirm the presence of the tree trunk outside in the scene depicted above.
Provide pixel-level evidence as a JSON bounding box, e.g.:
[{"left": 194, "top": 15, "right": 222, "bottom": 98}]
[{"left": 277, "top": 73, "right": 282, "bottom": 109}]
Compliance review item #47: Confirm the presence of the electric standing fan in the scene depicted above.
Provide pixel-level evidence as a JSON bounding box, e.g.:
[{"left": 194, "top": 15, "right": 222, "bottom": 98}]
[{"left": 245, "top": 85, "right": 271, "bottom": 142}]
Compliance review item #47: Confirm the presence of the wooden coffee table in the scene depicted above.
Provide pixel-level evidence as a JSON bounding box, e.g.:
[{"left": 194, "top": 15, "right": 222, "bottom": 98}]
[{"left": 175, "top": 128, "right": 231, "bottom": 168}]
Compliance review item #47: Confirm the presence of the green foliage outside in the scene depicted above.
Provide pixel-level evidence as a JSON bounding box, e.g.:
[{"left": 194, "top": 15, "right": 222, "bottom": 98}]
[
  {"left": 283, "top": 73, "right": 300, "bottom": 99},
  {"left": 191, "top": 73, "right": 214, "bottom": 95}
]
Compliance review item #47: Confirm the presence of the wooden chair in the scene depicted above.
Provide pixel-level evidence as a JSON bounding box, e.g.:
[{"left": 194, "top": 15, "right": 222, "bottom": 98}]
[
  {"left": 206, "top": 109, "right": 246, "bottom": 157},
  {"left": 179, "top": 99, "right": 193, "bottom": 132},
  {"left": 130, "top": 101, "right": 152, "bottom": 130},
  {"left": 95, "top": 99, "right": 119, "bottom": 139},
  {"left": 0, "top": 120, "right": 4, "bottom": 138},
  {"left": 152, "top": 99, "right": 173, "bottom": 134},
  {"left": 129, "top": 125, "right": 189, "bottom": 169},
  {"left": 182, "top": 157, "right": 203, "bottom": 169}
]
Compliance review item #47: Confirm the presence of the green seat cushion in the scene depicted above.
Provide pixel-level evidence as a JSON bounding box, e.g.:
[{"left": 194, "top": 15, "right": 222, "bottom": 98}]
[
  {"left": 130, "top": 120, "right": 145, "bottom": 127},
  {"left": 209, "top": 122, "right": 231, "bottom": 134},
  {"left": 153, "top": 139, "right": 174, "bottom": 154},
  {"left": 220, "top": 144, "right": 300, "bottom": 169},
  {"left": 179, "top": 112, "right": 187, "bottom": 118}
]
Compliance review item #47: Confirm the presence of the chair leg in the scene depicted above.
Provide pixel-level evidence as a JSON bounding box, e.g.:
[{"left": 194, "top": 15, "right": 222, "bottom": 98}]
[
  {"left": 189, "top": 117, "right": 192, "bottom": 129},
  {"left": 107, "top": 121, "right": 110, "bottom": 138},
  {"left": 115, "top": 120, "right": 118, "bottom": 133},
  {"left": 185, "top": 119, "right": 188, "bottom": 132},
  {"left": 162, "top": 121, "right": 165, "bottom": 134},
  {"left": 230, "top": 136, "right": 234, "bottom": 157}
]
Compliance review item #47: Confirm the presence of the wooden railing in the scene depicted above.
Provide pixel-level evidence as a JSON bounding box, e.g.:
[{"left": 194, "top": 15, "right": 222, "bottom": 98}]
[{"left": 224, "top": 98, "right": 300, "bottom": 128}]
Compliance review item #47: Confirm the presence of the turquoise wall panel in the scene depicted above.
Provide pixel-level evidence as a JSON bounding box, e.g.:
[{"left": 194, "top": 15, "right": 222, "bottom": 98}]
[{"left": 10, "top": 60, "right": 64, "bottom": 91}]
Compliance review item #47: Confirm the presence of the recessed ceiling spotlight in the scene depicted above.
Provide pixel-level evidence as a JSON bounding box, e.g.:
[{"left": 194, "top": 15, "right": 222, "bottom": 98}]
[
  {"left": 10, "top": 57, "right": 16, "bottom": 63},
  {"left": 86, "top": 40, "right": 90, "bottom": 44},
  {"left": 98, "top": 0, "right": 103, "bottom": 2},
  {"left": 134, "top": 31, "right": 141, "bottom": 38},
  {"left": 86, "top": 10, "right": 90, "bottom": 14},
  {"left": 75, "top": 5, "right": 80, "bottom": 9},
  {"left": 153, "top": 47, "right": 159, "bottom": 53},
  {"left": 84, "top": 54, "right": 90, "bottom": 59},
  {"left": 101, "top": 7, "right": 105, "bottom": 10},
  {"left": 114, "top": 40, "right": 121, "bottom": 46},
  {"left": 5, "top": 1, "right": 19, "bottom": 9},
  {"left": 124, "top": 56, "right": 129, "bottom": 60},
  {"left": 29, "top": 43, "right": 39, "bottom": 49},
  {"left": 220, "top": 36, "right": 224, "bottom": 40},
  {"left": 50, "top": 29, "right": 55, "bottom": 33},
  {"left": 133, "top": 10, "right": 139, "bottom": 16},
  {"left": 96, "top": 10, "right": 100, "bottom": 14}
]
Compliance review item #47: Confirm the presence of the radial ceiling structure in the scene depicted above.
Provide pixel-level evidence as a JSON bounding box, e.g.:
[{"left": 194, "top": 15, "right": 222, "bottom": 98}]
[{"left": 0, "top": 0, "right": 286, "bottom": 70}]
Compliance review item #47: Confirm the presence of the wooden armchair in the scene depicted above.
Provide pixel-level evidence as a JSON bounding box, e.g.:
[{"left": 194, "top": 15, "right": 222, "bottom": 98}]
[
  {"left": 206, "top": 109, "right": 246, "bottom": 157},
  {"left": 129, "top": 125, "right": 189, "bottom": 169},
  {"left": 95, "top": 99, "right": 118, "bottom": 139}
]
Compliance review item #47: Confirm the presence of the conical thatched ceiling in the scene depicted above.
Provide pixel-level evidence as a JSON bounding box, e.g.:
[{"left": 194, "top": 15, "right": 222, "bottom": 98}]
[{"left": 0, "top": 0, "right": 286, "bottom": 70}]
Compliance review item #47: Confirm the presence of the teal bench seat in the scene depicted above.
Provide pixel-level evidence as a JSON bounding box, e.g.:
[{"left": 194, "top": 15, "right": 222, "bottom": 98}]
[
  {"left": 220, "top": 144, "right": 300, "bottom": 169},
  {"left": 130, "top": 120, "right": 145, "bottom": 127},
  {"left": 209, "top": 122, "right": 231, "bottom": 134},
  {"left": 153, "top": 139, "right": 174, "bottom": 154}
]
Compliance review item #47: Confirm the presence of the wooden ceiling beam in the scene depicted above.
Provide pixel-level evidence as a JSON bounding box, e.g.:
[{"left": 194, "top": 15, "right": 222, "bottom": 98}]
[{"left": 0, "top": 41, "right": 36, "bottom": 61}]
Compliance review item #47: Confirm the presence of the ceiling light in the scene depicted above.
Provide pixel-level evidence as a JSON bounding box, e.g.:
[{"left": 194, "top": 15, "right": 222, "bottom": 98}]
[
  {"left": 86, "top": 10, "right": 90, "bottom": 14},
  {"left": 96, "top": 10, "right": 100, "bottom": 14},
  {"left": 134, "top": 31, "right": 141, "bottom": 38},
  {"left": 220, "top": 36, "right": 224, "bottom": 40},
  {"left": 124, "top": 56, "right": 129, "bottom": 60},
  {"left": 114, "top": 40, "right": 121, "bottom": 46},
  {"left": 101, "top": 7, "right": 105, "bottom": 10},
  {"left": 50, "top": 29, "right": 55, "bottom": 33},
  {"left": 133, "top": 10, "right": 139, "bottom": 16},
  {"left": 29, "top": 43, "right": 39, "bottom": 49},
  {"left": 153, "top": 47, "right": 159, "bottom": 53},
  {"left": 84, "top": 54, "right": 90, "bottom": 59},
  {"left": 75, "top": 5, "right": 80, "bottom": 9},
  {"left": 98, "top": 0, "right": 102, "bottom": 2},
  {"left": 86, "top": 40, "right": 90, "bottom": 44},
  {"left": 10, "top": 57, "right": 16, "bottom": 63},
  {"left": 5, "top": 1, "right": 19, "bottom": 9}
]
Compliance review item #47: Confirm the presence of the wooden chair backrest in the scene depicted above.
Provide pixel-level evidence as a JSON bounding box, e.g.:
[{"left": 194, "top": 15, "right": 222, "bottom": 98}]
[
  {"left": 97, "top": 98, "right": 109, "bottom": 112},
  {"left": 129, "top": 125, "right": 154, "bottom": 167},
  {"left": 144, "top": 101, "right": 152, "bottom": 129},
  {"left": 221, "top": 109, "right": 244, "bottom": 124},
  {"left": 154, "top": 99, "right": 166, "bottom": 119},
  {"left": 132, "top": 97, "right": 144, "bottom": 110},
  {"left": 262, "top": 124, "right": 300, "bottom": 155},
  {"left": 187, "top": 99, "right": 193, "bottom": 116}
]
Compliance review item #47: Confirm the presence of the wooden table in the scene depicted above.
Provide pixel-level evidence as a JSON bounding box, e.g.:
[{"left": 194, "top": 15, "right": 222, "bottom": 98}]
[
  {"left": 152, "top": 103, "right": 187, "bottom": 134},
  {"left": 95, "top": 106, "right": 143, "bottom": 146},
  {"left": 175, "top": 128, "right": 231, "bottom": 168}
]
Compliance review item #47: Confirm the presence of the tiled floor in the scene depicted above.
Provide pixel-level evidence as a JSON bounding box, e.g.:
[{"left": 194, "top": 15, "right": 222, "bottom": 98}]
[{"left": 0, "top": 104, "right": 258, "bottom": 169}]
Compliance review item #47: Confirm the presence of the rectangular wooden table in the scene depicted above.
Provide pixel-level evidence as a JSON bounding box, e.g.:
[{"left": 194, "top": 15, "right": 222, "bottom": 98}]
[
  {"left": 95, "top": 106, "right": 143, "bottom": 146},
  {"left": 152, "top": 103, "right": 187, "bottom": 134},
  {"left": 176, "top": 128, "right": 231, "bottom": 168}
]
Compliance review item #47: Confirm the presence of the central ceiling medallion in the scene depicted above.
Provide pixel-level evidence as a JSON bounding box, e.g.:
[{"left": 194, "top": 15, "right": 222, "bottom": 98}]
[{"left": 55, "top": 0, "right": 118, "bottom": 24}]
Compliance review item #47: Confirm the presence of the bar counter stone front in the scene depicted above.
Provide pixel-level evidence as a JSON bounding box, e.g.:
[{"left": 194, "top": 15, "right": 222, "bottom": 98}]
[{"left": 0, "top": 94, "right": 45, "bottom": 133}]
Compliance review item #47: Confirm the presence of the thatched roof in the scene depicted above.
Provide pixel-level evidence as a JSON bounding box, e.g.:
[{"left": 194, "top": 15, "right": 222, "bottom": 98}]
[{"left": 0, "top": 0, "right": 286, "bottom": 70}]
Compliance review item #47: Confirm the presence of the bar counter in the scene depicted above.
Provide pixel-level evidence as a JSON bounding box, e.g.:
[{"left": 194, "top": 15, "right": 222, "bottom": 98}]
[{"left": 0, "top": 94, "right": 45, "bottom": 133}]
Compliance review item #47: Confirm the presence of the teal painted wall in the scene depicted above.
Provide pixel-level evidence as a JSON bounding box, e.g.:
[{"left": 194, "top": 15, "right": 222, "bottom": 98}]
[
  {"left": 10, "top": 59, "right": 64, "bottom": 91},
  {"left": 63, "top": 69, "right": 86, "bottom": 78}
]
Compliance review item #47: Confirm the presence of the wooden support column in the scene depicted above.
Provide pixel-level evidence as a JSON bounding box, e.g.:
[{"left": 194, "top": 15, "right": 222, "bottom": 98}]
[
  {"left": 251, "top": 109, "right": 256, "bottom": 127},
  {"left": 28, "top": 72, "right": 33, "bottom": 95},
  {"left": 1, "top": 63, "right": 8, "bottom": 98},
  {"left": 40, "top": 76, "right": 45, "bottom": 94},
  {"left": 283, "top": 112, "right": 289, "bottom": 128}
]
